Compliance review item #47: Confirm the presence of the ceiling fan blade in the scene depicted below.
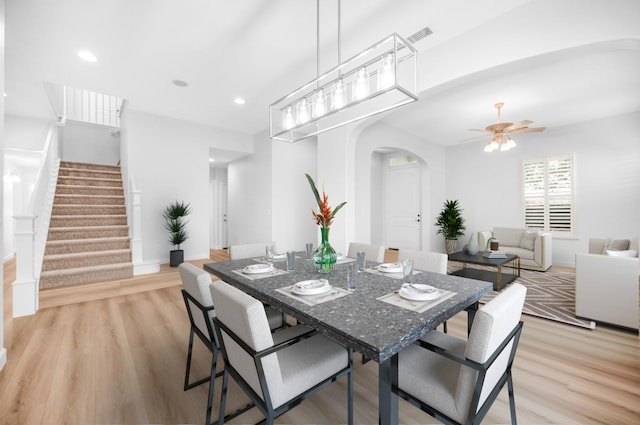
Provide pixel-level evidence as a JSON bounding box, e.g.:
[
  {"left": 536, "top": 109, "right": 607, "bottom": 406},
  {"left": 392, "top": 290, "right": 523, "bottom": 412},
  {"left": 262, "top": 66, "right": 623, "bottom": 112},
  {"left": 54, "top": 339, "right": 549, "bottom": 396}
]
[
  {"left": 504, "top": 120, "right": 533, "bottom": 132},
  {"left": 458, "top": 134, "right": 490, "bottom": 143},
  {"left": 509, "top": 126, "right": 546, "bottom": 134}
]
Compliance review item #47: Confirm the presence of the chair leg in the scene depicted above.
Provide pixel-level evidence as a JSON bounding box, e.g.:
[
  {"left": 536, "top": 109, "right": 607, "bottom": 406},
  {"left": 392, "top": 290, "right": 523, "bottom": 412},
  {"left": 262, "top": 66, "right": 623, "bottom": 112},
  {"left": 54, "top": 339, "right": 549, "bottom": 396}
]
[
  {"left": 218, "top": 370, "right": 229, "bottom": 425},
  {"left": 205, "top": 352, "right": 217, "bottom": 425},
  {"left": 184, "top": 327, "right": 196, "bottom": 390},
  {"left": 507, "top": 372, "right": 517, "bottom": 425},
  {"left": 443, "top": 321, "right": 448, "bottom": 333}
]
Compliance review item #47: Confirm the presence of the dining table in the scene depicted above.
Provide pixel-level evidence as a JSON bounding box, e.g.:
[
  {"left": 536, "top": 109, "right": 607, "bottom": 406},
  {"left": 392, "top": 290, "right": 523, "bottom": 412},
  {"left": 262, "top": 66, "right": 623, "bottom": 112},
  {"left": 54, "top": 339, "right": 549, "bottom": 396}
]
[{"left": 203, "top": 252, "right": 492, "bottom": 425}]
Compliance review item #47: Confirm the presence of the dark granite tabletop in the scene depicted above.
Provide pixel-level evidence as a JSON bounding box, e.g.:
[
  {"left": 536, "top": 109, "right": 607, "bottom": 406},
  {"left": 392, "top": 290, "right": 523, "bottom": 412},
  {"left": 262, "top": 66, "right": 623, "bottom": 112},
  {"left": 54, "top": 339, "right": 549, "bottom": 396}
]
[{"left": 203, "top": 255, "right": 491, "bottom": 363}]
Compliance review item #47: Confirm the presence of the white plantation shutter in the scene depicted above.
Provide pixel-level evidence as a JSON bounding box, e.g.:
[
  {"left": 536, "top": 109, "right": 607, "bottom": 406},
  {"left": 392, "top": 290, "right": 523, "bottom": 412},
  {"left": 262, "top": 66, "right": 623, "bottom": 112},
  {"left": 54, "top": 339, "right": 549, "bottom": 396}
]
[{"left": 523, "top": 155, "right": 574, "bottom": 236}]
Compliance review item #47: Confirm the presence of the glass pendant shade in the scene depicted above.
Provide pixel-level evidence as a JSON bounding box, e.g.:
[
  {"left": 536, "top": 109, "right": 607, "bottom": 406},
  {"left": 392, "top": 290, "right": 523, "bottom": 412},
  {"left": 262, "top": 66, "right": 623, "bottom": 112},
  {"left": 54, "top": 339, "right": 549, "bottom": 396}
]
[
  {"left": 313, "top": 89, "right": 327, "bottom": 118},
  {"left": 270, "top": 33, "right": 418, "bottom": 143},
  {"left": 352, "top": 67, "right": 370, "bottom": 100},
  {"left": 377, "top": 53, "right": 395, "bottom": 90}
]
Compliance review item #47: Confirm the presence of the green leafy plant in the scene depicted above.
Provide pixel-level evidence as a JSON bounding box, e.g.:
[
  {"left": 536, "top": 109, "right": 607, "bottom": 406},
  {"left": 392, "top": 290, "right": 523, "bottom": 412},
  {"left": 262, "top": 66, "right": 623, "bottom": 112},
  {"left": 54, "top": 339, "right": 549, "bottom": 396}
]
[
  {"left": 435, "top": 199, "right": 466, "bottom": 239},
  {"left": 163, "top": 200, "right": 192, "bottom": 250}
]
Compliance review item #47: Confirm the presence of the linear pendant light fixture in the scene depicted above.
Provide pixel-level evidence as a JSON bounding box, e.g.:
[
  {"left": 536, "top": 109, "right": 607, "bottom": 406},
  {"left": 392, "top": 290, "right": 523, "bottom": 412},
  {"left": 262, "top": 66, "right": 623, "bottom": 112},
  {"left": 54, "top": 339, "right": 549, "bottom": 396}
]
[{"left": 269, "top": 0, "right": 419, "bottom": 143}]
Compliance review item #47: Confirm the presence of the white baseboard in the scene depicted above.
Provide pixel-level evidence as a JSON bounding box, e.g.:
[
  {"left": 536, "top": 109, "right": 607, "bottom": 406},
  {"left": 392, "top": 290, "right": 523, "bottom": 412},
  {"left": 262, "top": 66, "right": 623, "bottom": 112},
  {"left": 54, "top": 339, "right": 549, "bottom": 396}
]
[
  {"left": 12, "top": 279, "right": 39, "bottom": 317},
  {"left": 133, "top": 262, "right": 161, "bottom": 275}
]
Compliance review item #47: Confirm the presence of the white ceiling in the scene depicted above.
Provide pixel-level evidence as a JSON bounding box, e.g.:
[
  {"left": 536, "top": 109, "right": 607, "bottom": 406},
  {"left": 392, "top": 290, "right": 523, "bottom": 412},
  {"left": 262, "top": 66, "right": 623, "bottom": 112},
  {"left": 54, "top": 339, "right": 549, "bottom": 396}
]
[{"left": 5, "top": 0, "right": 640, "bottom": 155}]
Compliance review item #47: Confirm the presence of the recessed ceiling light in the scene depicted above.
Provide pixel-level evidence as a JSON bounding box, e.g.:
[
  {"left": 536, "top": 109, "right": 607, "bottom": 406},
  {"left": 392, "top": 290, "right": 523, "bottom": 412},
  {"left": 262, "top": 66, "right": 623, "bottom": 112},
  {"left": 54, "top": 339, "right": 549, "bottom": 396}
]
[
  {"left": 209, "top": 158, "right": 215, "bottom": 163},
  {"left": 78, "top": 50, "right": 98, "bottom": 62},
  {"left": 234, "top": 97, "right": 246, "bottom": 105},
  {"left": 173, "top": 80, "right": 189, "bottom": 87},
  {"left": 2, "top": 93, "right": 6, "bottom": 97}
]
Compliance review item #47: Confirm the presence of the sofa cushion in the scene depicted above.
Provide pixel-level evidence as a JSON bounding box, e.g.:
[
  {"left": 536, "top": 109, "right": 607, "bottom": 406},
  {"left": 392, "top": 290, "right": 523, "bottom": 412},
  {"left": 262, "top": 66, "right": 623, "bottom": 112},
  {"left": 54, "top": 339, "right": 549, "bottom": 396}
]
[
  {"left": 605, "top": 249, "right": 638, "bottom": 258},
  {"left": 501, "top": 246, "right": 535, "bottom": 261},
  {"left": 601, "top": 238, "right": 630, "bottom": 254},
  {"left": 493, "top": 228, "right": 525, "bottom": 248},
  {"left": 520, "top": 230, "right": 539, "bottom": 251}
]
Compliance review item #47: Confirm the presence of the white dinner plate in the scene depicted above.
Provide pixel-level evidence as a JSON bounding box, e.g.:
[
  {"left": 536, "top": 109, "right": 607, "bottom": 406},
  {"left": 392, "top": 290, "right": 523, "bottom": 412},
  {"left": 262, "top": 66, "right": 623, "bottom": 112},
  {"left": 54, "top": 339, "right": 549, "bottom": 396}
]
[
  {"left": 242, "top": 263, "right": 275, "bottom": 274},
  {"left": 336, "top": 253, "right": 346, "bottom": 260},
  {"left": 399, "top": 284, "right": 441, "bottom": 301},
  {"left": 378, "top": 262, "right": 403, "bottom": 273},
  {"left": 292, "top": 279, "right": 331, "bottom": 295},
  {"left": 270, "top": 253, "right": 286, "bottom": 260}
]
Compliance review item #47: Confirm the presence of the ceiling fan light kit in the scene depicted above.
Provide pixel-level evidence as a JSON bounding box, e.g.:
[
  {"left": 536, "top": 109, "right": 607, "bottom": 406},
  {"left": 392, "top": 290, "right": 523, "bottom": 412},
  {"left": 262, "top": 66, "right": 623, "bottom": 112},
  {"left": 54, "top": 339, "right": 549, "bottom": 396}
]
[
  {"left": 476, "top": 102, "right": 545, "bottom": 152},
  {"left": 269, "top": 0, "right": 419, "bottom": 143}
]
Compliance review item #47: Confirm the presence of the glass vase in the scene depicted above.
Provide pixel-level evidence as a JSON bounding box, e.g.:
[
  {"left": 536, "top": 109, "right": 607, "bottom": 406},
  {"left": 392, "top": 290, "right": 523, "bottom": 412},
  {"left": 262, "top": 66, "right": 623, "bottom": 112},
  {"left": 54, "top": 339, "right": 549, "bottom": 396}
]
[{"left": 313, "top": 227, "right": 337, "bottom": 273}]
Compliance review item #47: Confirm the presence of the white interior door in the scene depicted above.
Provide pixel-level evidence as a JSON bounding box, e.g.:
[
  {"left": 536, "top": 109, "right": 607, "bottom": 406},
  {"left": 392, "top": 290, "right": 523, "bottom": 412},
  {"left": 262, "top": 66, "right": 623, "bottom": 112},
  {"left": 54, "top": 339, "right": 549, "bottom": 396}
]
[{"left": 386, "top": 164, "right": 421, "bottom": 250}]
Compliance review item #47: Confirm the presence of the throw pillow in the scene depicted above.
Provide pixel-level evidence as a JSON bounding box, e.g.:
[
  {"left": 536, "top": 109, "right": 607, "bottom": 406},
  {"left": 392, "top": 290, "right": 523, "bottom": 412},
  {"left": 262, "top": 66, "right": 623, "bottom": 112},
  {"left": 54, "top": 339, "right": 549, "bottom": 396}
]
[
  {"left": 520, "top": 230, "right": 538, "bottom": 251},
  {"left": 601, "top": 238, "right": 631, "bottom": 254},
  {"left": 605, "top": 249, "right": 638, "bottom": 258}
]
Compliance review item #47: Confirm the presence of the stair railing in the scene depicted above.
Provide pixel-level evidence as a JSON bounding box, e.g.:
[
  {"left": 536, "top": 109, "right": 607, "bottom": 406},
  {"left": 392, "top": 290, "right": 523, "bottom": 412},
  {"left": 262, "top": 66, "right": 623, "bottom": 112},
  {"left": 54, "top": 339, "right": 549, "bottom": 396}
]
[{"left": 13, "top": 123, "right": 61, "bottom": 317}]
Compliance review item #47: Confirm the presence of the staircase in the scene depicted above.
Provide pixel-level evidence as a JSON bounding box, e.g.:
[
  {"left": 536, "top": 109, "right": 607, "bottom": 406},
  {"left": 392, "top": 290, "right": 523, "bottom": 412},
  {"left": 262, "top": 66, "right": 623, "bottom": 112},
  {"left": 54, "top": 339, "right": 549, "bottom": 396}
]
[{"left": 39, "top": 161, "right": 133, "bottom": 289}]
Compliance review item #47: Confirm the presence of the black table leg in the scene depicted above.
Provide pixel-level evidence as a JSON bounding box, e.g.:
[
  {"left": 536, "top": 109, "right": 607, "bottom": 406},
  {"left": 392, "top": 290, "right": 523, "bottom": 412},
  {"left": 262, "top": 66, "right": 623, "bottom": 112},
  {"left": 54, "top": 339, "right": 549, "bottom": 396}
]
[{"left": 378, "top": 355, "right": 399, "bottom": 425}]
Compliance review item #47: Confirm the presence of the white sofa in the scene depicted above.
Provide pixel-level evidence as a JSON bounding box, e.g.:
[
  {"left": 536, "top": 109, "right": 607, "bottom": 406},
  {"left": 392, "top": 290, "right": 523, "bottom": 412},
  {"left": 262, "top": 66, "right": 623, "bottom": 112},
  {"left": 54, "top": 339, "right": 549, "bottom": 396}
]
[
  {"left": 478, "top": 227, "right": 552, "bottom": 271},
  {"left": 575, "top": 237, "right": 639, "bottom": 331}
]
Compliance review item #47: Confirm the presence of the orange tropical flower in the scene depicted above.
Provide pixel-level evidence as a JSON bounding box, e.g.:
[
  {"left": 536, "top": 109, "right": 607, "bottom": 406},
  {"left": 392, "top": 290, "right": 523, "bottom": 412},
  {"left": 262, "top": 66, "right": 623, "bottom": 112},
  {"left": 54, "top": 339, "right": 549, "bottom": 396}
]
[{"left": 305, "top": 174, "right": 346, "bottom": 229}]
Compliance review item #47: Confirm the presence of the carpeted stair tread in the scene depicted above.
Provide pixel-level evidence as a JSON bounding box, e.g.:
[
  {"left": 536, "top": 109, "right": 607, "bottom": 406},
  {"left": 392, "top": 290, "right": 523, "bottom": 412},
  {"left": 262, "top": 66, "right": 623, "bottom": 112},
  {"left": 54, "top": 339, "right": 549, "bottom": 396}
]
[
  {"left": 52, "top": 205, "right": 126, "bottom": 215},
  {"left": 55, "top": 185, "right": 124, "bottom": 196},
  {"left": 45, "top": 237, "right": 131, "bottom": 254},
  {"left": 54, "top": 194, "right": 125, "bottom": 205},
  {"left": 56, "top": 176, "right": 122, "bottom": 187},
  {"left": 40, "top": 262, "right": 134, "bottom": 289},
  {"left": 60, "top": 161, "right": 121, "bottom": 171},
  {"left": 42, "top": 249, "right": 132, "bottom": 271},
  {"left": 47, "top": 225, "right": 129, "bottom": 241},
  {"left": 50, "top": 215, "right": 128, "bottom": 227}
]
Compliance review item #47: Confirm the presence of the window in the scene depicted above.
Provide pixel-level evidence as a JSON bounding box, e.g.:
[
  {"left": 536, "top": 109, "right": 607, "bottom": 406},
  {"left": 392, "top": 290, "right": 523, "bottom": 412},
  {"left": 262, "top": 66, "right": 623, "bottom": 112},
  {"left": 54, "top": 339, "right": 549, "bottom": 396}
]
[{"left": 523, "top": 154, "right": 574, "bottom": 237}]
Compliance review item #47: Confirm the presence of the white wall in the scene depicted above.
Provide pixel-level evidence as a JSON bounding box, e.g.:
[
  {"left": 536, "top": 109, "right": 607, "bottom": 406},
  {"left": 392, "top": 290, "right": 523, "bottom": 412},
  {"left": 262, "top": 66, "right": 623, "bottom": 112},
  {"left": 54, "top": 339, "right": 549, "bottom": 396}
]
[
  {"left": 227, "top": 131, "right": 273, "bottom": 247},
  {"left": 61, "top": 121, "right": 119, "bottom": 165},
  {"left": 272, "top": 134, "right": 317, "bottom": 252},
  {"left": 4, "top": 115, "right": 49, "bottom": 150},
  {"left": 446, "top": 111, "right": 640, "bottom": 267},
  {"left": 122, "top": 109, "right": 252, "bottom": 266}
]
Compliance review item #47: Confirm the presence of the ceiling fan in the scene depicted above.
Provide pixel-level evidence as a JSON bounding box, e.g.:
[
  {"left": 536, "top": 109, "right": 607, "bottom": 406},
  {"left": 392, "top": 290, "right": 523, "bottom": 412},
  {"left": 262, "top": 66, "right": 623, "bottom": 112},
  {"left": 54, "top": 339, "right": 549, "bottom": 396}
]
[{"left": 470, "top": 102, "right": 546, "bottom": 152}]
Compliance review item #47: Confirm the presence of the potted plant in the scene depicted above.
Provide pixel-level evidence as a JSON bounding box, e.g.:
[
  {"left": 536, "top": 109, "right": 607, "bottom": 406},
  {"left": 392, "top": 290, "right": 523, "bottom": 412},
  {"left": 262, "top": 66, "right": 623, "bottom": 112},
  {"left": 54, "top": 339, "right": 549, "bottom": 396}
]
[
  {"left": 435, "top": 199, "right": 466, "bottom": 254},
  {"left": 163, "top": 200, "right": 192, "bottom": 267}
]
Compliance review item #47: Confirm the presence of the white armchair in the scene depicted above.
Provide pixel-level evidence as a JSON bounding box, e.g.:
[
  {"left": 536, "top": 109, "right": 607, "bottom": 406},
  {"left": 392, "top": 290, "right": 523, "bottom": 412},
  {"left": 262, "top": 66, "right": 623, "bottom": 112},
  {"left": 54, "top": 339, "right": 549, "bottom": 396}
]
[{"left": 575, "top": 237, "right": 639, "bottom": 330}]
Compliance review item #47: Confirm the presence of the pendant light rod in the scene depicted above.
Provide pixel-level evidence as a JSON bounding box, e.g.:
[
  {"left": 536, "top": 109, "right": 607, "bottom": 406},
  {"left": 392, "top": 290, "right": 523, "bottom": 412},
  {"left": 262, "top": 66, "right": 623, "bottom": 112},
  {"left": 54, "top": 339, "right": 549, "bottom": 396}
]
[
  {"left": 316, "top": 0, "right": 320, "bottom": 82},
  {"left": 337, "top": 0, "right": 341, "bottom": 66}
]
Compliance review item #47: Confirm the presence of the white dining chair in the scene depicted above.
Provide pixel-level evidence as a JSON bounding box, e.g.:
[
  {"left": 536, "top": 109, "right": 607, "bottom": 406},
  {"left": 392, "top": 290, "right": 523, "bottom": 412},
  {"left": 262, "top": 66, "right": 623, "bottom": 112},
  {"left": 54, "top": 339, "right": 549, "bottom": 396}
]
[
  {"left": 228, "top": 242, "right": 276, "bottom": 260},
  {"left": 347, "top": 242, "right": 385, "bottom": 263},
  {"left": 179, "top": 263, "right": 284, "bottom": 424},
  {"left": 398, "top": 248, "right": 449, "bottom": 331},
  {"left": 397, "top": 248, "right": 448, "bottom": 274},
  {"left": 210, "top": 280, "right": 353, "bottom": 425},
  {"left": 394, "top": 283, "right": 527, "bottom": 425}
]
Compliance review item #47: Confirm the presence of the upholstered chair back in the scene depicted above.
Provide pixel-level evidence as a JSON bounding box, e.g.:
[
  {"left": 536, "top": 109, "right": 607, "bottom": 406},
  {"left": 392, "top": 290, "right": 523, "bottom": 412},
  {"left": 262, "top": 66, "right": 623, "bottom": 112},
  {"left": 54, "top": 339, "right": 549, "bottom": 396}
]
[
  {"left": 229, "top": 242, "right": 276, "bottom": 260},
  {"left": 210, "top": 280, "right": 282, "bottom": 402},
  {"left": 179, "top": 263, "right": 217, "bottom": 344},
  {"left": 456, "top": 283, "right": 526, "bottom": 417},
  {"left": 397, "top": 249, "right": 448, "bottom": 274},
  {"left": 347, "top": 242, "right": 385, "bottom": 263}
]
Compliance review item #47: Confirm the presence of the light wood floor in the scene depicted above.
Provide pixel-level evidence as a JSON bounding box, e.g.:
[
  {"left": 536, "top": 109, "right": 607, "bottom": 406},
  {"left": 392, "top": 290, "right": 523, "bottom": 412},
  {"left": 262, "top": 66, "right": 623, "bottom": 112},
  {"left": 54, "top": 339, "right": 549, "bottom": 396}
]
[{"left": 1, "top": 251, "right": 638, "bottom": 424}]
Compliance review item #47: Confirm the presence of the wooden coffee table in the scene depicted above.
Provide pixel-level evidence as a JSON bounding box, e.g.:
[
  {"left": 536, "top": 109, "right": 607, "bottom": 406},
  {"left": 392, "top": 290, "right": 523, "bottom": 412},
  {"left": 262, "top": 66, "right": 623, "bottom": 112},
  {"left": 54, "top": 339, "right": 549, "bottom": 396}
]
[{"left": 448, "top": 251, "right": 520, "bottom": 291}]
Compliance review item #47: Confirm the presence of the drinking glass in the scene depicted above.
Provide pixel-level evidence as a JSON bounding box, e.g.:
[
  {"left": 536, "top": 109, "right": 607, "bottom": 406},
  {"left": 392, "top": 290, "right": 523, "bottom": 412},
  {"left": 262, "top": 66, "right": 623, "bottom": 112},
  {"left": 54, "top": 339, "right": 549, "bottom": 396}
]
[
  {"left": 305, "top": 242, "right": 314, "bottom": 260},
  {"left": 356, "top": 251, "right": 366, "bottom": 272},
  {"left": 286, "top": 251, "right": 296, "bottom": 271},
  {"left": 402, "top": 259, "right": 414, "bottom": 284},
  {"left": 265, "top": 244, "right": 275, "bottom": 260},
  {"left": 347, "top": 262, "right": 358, "bottom": 291}
]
